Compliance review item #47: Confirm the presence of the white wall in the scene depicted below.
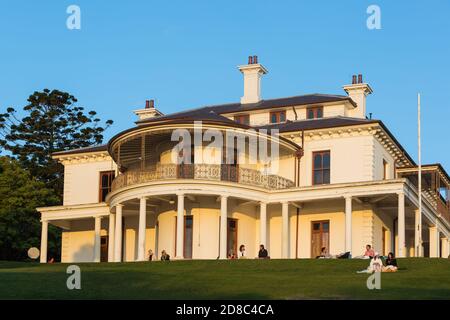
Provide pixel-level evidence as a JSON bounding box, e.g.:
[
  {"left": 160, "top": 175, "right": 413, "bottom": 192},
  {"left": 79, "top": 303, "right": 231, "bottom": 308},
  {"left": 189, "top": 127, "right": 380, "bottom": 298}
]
[{"left": 63, "top": 156, "right": 116, "bottom": 205}]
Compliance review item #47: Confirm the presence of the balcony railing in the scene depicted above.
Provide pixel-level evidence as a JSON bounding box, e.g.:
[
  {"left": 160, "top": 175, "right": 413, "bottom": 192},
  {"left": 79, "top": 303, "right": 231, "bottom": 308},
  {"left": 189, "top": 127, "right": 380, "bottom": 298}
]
[{"left": 111, "top": 163, "right": 295, "bottom": 191}]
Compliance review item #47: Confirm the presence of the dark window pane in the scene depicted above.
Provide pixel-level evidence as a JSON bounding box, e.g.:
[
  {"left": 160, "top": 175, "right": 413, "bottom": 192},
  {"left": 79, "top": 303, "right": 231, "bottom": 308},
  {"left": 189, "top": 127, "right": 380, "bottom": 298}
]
[
  {"left": 323, "top": 222, "right": 329, "bottom": 231},
  {"left": 314, "top": 154, "right": 322, "bottom": 169},
  {"left": 323, "top": 153, "right": 330, "bottom": 168},
  {"left": 280, "top": 112, "right": 286, "bottom": 122},
  {"left": 317, "top": 108, "right": 323, "bottom": 118},
  {"left": 323, "top": 169, "right": 330, "bottom": 184},
  {"left": 307, "top": 109, "right": 314, "bottom": 119},
  {"left": 271, "top": 114, "right": 277, "bottom": 123},
  {"left": 314, "top": 171, "right": 322, "bottom": 185},
  {"left": 313, "top": 223, "right": 320, "bottom": 231},
  {"left": 102, "top": 175, "right": 109, "bottom": 187}
]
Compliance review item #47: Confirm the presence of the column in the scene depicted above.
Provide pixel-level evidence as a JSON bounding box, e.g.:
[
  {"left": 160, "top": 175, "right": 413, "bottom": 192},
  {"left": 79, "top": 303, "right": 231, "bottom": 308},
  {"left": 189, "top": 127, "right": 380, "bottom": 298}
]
[
  {"left": 93, "top": 216, "right": 101, "bottom": 263},
  {"left": 175, "top": 193, "right": 184, "bottom": 259},
  {"left": 259, "top": 202, "right": 267, "bottom": 248},
  {"left": 219, "top": 195, "right": 228, "bottom": 259},
  {"left": 40, "top": 220, "right": 48, "bottom": 263},
  {"left": 108, "top": 213, "right": 115, "bottom": 262},
  {"left": 137, "top": 197, "right": 147, "bottom": 261},
  {"left": 429, "top": 226, "right": 440, "bottom": 258},
  {"left": 345, "top": 196, "right": 352, "bottom": 255},
  {"left": 282, "top": 201, "right": 289, "bottom": 259},
  {"left": 397, "top": 192, "right": 406, "bottom": 257},
  {"left": 114, "top": 204, "right": 123, "bottom": 262}
]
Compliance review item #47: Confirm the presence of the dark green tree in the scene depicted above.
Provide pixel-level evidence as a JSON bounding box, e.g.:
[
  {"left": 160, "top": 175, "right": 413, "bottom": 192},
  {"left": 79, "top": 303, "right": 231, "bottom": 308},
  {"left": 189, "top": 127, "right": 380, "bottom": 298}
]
[
  {"left": 0, "top": 156, "right": 60, "bottom": 261},
  {"left": 0, "top": 89, "right": 113, "bottom": 198}
]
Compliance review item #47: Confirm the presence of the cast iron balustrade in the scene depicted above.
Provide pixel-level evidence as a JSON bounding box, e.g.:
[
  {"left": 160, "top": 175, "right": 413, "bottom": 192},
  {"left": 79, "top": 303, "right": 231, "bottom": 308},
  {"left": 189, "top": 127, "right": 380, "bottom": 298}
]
[{"left": 111, "top": 163, "right": 295, "bottom": 192}]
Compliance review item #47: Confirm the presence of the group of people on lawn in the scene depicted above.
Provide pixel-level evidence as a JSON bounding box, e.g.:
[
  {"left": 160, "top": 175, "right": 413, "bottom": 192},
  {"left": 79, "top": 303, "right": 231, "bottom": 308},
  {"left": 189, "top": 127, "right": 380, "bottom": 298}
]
[
  {"left": 317, "top": 244, "right": 398, "bottom": 272},
  {"left": 146, "top": 244, "right": 270, "bottom": 261}
]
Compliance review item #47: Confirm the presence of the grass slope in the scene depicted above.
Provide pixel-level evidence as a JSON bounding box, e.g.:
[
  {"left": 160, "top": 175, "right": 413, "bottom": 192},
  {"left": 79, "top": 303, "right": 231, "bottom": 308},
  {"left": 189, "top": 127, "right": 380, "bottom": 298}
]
[{"left": 0, "top": 258, "right": 449, "bottom": 299}]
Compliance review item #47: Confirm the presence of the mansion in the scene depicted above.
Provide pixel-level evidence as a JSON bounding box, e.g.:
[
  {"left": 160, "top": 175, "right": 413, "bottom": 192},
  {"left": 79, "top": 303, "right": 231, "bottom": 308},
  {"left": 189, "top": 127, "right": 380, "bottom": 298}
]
[{"left": 38, "top": 57, "right": 450, "bottom": 262}]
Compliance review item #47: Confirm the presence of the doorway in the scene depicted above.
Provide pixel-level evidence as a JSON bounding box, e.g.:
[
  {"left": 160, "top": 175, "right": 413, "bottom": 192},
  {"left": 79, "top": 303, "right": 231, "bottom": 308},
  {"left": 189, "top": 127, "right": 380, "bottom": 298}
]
[
  {"left": 100, "top": 235, "right": 108, "bottom": 262},
  {"left": 227, "top": 218, "right": 238, "bottom": 257},
  {"left": 184, "top": 216, "right": 193, "bottom": 259},
  {"left": 311, "top": 220, "right": 330, "bottom": 258}
]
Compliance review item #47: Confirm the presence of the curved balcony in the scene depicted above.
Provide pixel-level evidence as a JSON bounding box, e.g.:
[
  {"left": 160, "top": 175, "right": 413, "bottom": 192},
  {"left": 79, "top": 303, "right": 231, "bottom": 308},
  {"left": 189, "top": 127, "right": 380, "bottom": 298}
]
[{"left": 111, "top": 164, "right": 295, "bottom": 192}]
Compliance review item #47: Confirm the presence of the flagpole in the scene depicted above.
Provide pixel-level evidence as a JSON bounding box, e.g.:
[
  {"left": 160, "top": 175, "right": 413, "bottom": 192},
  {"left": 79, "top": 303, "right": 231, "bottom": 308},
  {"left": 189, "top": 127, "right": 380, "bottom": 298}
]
[{"left": 417, "top": 93, "right": 423, "bottom": 257}]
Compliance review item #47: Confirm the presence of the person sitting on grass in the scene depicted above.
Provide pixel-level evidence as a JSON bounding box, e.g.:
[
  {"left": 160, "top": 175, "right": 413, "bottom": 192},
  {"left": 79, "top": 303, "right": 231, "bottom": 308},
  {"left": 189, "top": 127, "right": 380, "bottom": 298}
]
[
  {"left": 160, "top": 250, "right": 170, "bottom": 261},
  {"left": 238, "top": 244, "right": 247, "bottom": 259},
  {"left": 148, "top": 249, "right": 153, "bottom": 261},
  {"left": 357, "top": 252, "right": 383, "bottom": 273},
  {"left": 258, "top": 244, "right": 269, "bottom": 259},
  {"left": 382, "top": 252, "right": 398, "bottom": 272},
  {"left": 354, "top": 244, "right": 375, "bottom": 259},
  {"left": 317, "top": 247, "right": 332, "bottom": 259}
]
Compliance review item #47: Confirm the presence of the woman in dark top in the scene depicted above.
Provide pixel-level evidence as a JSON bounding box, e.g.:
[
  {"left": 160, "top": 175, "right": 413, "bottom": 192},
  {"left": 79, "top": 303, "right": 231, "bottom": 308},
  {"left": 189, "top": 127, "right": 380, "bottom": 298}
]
[
  {"left": 258, "top": 244, "right": 269, "bottom": 259},
  {"left": 383, "top": 252, "right": 398, "bottom": 271}
]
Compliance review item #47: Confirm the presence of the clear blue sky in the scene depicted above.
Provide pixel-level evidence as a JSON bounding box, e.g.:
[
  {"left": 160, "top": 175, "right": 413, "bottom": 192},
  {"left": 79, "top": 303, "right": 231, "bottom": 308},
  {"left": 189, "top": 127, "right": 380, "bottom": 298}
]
[{"left": 1, "top": 1, "right": 449, "bottom": 169}]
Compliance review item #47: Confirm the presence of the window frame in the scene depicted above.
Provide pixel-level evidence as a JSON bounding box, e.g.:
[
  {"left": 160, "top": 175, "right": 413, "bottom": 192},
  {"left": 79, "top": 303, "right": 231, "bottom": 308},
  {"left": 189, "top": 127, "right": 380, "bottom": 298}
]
[
  {"left": 269, "top": 110, "right": 286, "bottom": 124},
  {"left": 98, "top": 170, "right": 115, "bottom": 202},
  {"left": 306, "top": 106, "right": 324, "bottom": 119},
  {"left": 312, "top": 150, "right": 331, "bottom": 185}
]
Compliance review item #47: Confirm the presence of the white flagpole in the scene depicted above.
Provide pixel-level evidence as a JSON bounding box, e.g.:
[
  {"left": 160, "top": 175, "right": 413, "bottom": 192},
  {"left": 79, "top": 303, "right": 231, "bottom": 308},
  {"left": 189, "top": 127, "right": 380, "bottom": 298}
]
[{"left": 417, "top": 93, "right": 423, "bottom": 257}]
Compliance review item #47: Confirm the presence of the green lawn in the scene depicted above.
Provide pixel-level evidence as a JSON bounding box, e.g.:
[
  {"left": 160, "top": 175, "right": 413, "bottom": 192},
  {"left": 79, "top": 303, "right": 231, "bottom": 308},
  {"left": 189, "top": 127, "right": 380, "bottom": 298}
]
[{"left": 0, "top": 258, "right": 449, "bottom": 299}]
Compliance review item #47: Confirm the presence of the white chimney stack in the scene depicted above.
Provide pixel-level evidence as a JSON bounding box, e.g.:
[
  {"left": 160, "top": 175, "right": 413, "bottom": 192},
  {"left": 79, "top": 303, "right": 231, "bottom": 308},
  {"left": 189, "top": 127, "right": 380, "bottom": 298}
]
[
  {"left": 238, "top": 55, "right": 268, "bottom": 104},
  {"left": 343, "top": 74, "right": 373, "bottom": 119},
  {"left": 134, "top": 99, "right": 163, "bottom": 121}
]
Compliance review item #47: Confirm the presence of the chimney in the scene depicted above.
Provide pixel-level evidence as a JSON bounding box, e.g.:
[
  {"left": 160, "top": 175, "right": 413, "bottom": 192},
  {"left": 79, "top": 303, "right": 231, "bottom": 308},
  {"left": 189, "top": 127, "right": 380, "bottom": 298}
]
[
  {"left": 134, "top": 99, "right": 163, "bottom": 121},
  {"left": 342, "top": 74, "right": 373, "bottom": 119},
  {"left": 238, "top": 55, "right": 268, "bottom": 104}
]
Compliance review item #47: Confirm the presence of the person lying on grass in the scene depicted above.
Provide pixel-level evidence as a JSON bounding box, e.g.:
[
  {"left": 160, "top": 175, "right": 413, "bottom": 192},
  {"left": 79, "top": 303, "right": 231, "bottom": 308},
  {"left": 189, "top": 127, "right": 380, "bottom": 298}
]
[{"left": 356, "top": 252, "right": 383, "bottom": 273}]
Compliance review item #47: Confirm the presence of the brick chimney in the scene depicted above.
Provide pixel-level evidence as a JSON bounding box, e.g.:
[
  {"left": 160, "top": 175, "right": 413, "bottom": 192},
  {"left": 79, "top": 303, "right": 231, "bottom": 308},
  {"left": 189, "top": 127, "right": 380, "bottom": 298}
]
[
  {"left": 134, "top": 99, "right": 163, "bottom": 121},
  {"left": 238, "top": 55, "right": 268, "bottom": 104},
  {"left": 343, "top": 74, "right": 373, "bottom": 119}
]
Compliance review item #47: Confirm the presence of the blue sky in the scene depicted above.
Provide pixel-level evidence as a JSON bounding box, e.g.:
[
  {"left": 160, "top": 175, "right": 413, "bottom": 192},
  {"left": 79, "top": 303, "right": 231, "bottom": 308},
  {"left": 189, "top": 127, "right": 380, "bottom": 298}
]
[{"left": 0, "top": 1, "right": 449, "bottom": 169}]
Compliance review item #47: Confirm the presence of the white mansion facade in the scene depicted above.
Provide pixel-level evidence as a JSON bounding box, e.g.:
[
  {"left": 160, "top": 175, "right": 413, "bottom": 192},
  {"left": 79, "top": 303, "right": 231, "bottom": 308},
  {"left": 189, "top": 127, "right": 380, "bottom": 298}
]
[{"left": 38, "top": 57, "right": 450, "bottom": 262}]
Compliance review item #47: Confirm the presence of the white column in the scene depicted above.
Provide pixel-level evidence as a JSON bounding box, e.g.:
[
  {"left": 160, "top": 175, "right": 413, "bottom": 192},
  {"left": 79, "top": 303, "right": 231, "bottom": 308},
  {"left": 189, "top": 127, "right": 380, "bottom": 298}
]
[
  {"left": 345, "top": 196, "right": 352, "bottom": 255},
  {"left": 429, "top": 226, "right": 439, "bottom": 258},
  {"left": 282, "top": 201, "right": 289, "bottom": 259},
  {"left": 176, "top": 193, "right": 184, "bottom": 259},
  {"left": 114, "top": 204, "right": 123, "bottom": 262},
  {"left": 40, "top": 220, "right": 48, "bottom": 263},
  {"left": 137, "top": 197, "right": 147, "bottom": 261},
  {"left": 93, "top": 216, "right": 101, "bottom": 263},
  {"left": 108, "top": 213, "right": 116, "bottom": 262},
  {"left": 219, "top": 195, "right": 228, "bottom": 259},
  {"left": 397, "top": 192, "right": 406, "bottom": 257},
  {"left": 259, "top": 202, "right": 267, "bottom": 248}
]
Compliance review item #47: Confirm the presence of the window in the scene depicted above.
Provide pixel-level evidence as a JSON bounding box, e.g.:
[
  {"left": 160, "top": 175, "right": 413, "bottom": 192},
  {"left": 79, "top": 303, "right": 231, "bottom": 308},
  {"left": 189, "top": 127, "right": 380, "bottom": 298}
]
[
  {"left": 270, "top": 110, "right": 286, "bottom": 123},
  {"left": 99, "top": 171, "right": 115, "bottom": 202},
  {"left": 234, "top": 114, "right": 249, "bottom": 125},
  {"left": 312, "top": 151, "right": 330, "bottom": 185},
  {"left": 307, "top": 106, "right": 323, "bottom": 119}
]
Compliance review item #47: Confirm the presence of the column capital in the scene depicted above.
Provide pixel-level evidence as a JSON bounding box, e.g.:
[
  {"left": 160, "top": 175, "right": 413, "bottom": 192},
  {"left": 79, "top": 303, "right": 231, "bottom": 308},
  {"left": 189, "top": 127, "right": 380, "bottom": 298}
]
[
  {"left": 116, "top": 203, "right": 124, "bottom": 208},
  {"left": 176, "top": 192, "right": 185, "bottom": 197},
  {"left": 260, "top": 201, "right": 268, "bottom": 205},
  {"left": 139, "top": 196, "right": 148, "bottom": 200},
  {"left": 344, "top": 194, "right": 353, "bottom": 200},
  {"left": 396, "top": 191, "right": 405, "bottom": 196},
  {"left": 281, "top": 200, "right": 289, "bottom": 205},
  {"left": 220, "top": 195, "right": 229, "bottom": 199}
]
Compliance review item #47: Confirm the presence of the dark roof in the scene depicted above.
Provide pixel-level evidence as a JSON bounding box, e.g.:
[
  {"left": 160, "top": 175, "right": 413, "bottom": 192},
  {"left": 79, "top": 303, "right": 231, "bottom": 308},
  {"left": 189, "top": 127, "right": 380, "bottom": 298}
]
[
  {"left": 138, "top": 109, "right": 243, "bottom": 126},
  {"left": 52, "top": 144, "right": 108, "bottom": 156},
  {"left": 137, "top": 94, "right": 356, "bottom": 124},
  {"left": 256, "top": 116, "right": 376, "bottom": 132}
]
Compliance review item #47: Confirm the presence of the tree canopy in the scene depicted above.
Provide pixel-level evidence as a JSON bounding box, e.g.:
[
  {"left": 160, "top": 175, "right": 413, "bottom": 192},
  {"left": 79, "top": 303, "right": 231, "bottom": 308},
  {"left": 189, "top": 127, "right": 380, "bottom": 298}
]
[
  {"left": 0, "top": 156, "right": 60, "bottom": 261},
  {"left": 0, "top": 89, "right": 113, "bottom": 197}
]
